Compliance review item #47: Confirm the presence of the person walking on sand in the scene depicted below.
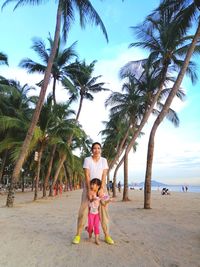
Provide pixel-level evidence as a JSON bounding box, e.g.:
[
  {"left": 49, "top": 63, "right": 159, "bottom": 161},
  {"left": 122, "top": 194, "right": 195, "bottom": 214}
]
[
  {"left": 118, "top": 181, "right": 121, "bottom": 193},
  {"left": 72, "top": 142, "right": 114, "bottom": 245}
]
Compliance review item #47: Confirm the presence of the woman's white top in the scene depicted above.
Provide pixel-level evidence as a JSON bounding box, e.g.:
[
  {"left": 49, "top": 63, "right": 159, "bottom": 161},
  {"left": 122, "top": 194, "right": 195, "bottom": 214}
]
[{"left": 83, "top": 156, "right": 109, "bottom": 179}]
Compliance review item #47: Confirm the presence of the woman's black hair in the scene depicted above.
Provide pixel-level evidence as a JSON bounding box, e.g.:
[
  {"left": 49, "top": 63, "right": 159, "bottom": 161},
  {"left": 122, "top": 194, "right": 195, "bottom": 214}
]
[{"left": 91, "top": 142, "right": 101, "bottom": 150}]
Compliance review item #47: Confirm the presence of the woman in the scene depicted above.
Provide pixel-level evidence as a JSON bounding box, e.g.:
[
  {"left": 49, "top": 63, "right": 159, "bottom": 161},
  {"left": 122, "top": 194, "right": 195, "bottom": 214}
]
[{"left": 72, "top": 142, "right": 114, "bottom": 245}]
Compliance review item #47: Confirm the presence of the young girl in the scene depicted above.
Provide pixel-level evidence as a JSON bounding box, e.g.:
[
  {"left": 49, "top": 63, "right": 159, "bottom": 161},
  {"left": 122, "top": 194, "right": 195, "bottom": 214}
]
[
  {"left": 86, "top": 178, "right": 101, "bottom": 245},
  {"left": 86, "top": 178, "right": 112, "bottom": 245}
]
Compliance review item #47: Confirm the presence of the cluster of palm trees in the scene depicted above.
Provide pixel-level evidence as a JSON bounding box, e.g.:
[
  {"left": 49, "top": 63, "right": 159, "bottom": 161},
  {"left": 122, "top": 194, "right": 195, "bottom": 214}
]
[
  {"left": 0, "top": 0, "right": 200, "bottom": 209},
  {"left": 102, "top": 0, "right": 200, "bottom": 207}
]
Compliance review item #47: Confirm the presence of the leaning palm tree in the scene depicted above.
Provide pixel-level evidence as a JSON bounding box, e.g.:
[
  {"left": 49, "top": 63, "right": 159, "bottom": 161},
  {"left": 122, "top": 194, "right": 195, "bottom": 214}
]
[
  {"left": 105, "top": 75, "right": 146, "bottom": 200},
  {"left": 2, "top": 0, "right": 108, "bottom": 207},
  {"left": 50, "top": 121, "right": 89, "bottom": 195},
  {"left": 19, "top": 36, "right": 78, "bottom": 105},
  {"left": 144, "top": 0, "right": 200, "bottom": 208}
]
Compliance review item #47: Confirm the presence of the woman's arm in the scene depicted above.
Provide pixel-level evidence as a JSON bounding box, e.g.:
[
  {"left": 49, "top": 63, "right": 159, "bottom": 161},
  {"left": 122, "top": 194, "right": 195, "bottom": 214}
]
[
  {"left": 101, "top": 168, "right": 108, "bottom": 191},
  {"left": 84, "top": 168, "right": 91, "bottom": 199}
]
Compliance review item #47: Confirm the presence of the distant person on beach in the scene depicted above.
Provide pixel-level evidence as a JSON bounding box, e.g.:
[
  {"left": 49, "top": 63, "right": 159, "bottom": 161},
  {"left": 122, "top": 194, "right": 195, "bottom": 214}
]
[
  {"left": 118, "top": 181, "right": 121, "bottom": 193},
  {"left": 54, "top": 182, "right": 58, "bottom": 196},
  {"left": 185, "top": 185, "right": 188, "bottom": 192},
  {"left": 182, "top": 186, "right": 185, "bottom": 192},
  {"left": 72, "top": 142, "right": 114, "bottom": 245},
  {"left": 107, "top": 180, "right": 113, "bottom": 193},
  {"left": 161, "top": 188, "right": 170, "bottom": 195}
]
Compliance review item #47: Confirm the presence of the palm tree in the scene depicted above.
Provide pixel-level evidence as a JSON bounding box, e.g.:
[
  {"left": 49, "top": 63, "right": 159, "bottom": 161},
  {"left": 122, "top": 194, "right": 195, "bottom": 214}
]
[
  {"left": 19, "top": 36, "right": 78, "bottom": 104},
  {"left": 101, "top": 116, "right": 131, "bottom": 196},
  {"left": 0, "top": 81, "right": 37, "bottom": 185},
  {"left": 50, "top": 59, "right": 109, "bottom": 184},
  {"left": 105, "top": 75, "right": 145, "bottom": 200},
  {"left": 120, "top": 3, "right": 198, "bottom": 155},
  {"left": 64, "top": 59, "right": 109, "bottom": 122},
  {"left": 144, "top": 0, "right": 200, "bottom": 208},
  {"left": 2, "top": 0, "right": 108, "bottom": 207}
]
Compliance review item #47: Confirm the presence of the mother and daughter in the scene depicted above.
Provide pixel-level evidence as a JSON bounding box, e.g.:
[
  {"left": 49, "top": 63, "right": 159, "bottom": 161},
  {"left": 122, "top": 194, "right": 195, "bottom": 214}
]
[{"left": 72, "top": 142, "right": 114, "bottom": 245}]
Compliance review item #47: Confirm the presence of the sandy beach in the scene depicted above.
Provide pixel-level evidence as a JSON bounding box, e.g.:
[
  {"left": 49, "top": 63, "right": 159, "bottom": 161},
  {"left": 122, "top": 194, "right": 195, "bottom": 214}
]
[{"left": 0, "top": 189, "right": 199, "bottom": 267}]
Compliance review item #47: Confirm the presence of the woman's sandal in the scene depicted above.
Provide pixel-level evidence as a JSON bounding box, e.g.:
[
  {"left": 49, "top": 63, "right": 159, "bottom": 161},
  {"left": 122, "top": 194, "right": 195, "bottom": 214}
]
[
  {"left": 105, "top": 236, "right": 114, "bottom": 245},
  {"left": 72, "top": 235, "right": 80, "bottom": 244}
]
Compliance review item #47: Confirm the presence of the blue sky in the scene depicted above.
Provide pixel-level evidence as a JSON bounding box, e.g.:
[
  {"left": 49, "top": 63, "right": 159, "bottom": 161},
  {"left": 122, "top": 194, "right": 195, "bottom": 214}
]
[{"left": 0, "top": 0, "right": 200, "bottom": 185}]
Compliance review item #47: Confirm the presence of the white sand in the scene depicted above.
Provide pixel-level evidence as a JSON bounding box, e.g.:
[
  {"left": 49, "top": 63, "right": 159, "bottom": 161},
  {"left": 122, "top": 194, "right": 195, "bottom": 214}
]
[{"left": 0, "top": 189, "right": 199, "bottom": 267}]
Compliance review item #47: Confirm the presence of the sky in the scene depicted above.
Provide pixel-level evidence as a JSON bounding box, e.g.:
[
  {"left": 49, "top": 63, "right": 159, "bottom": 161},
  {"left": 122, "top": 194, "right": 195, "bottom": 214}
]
[{"left": 0, "top": 0, "right": 200, "bottom": 186}]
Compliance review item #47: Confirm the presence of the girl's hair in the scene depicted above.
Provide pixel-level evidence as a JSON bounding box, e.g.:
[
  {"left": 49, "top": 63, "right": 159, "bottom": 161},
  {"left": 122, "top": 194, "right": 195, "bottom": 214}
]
[
  {"left": 90, "top": 178, "right": 101, "bottom": 195},
  {"left": 91, "top": 142, "right": 101, "bottom": 150}
]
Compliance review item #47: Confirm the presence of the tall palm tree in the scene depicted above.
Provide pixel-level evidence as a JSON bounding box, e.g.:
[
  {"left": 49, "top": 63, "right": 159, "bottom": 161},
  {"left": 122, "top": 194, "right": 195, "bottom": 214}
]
[
  {"left": 0, "top": 81, "right": 37, "bottom": 184},
  {"left": 105, "top": 75, "right": 146, "bottom": 200},
  {"left": 19, "top": 36, "right": 78, "bottom": 104},
  {"left": 2, "top": 0, "right": 108, "bottom": 207},
  {"left": 50, "top": 121, "right": 89, "bottom": 195},
  {"left": 101, "top": 115, "right": 131, "bottom": 195},
  {"left": 144, "top": 0, "right": 200, "bottom": 208},
  {"left": 50, "top": 59, "right": 109, "bottom": 184}
]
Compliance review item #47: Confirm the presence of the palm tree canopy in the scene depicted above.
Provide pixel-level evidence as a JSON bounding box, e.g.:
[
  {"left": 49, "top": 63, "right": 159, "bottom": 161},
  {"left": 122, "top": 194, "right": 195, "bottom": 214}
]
[
  {"left": 19, "top": 36, "right": 78, "bottom": 79},
  {"left": 2, "top": 0, "right": 108, "bottom": 42},
  {"left": 158, "top": 0, "right": 200, "bottom": 33},
  {"left": 63, "top": 59, "right": 109, "bottom": 103},
  {"left": 0, "top": 52, "right": 8, "bottom": 65}
]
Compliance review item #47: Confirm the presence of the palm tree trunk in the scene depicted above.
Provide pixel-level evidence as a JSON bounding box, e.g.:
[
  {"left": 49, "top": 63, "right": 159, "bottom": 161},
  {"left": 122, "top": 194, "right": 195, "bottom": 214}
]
[
  {"left": 109, "top": 125, "right": 131, "bottom": 170},
  {"left": 34, "top": 143, "right": 45, "bottom": 201},
  {"left": 67, "top": 95, "right": 84, "bottom": 145},
  {"left": 62, "top": 163, "right": 68, "bottom": 191},
  {"left": 50, "top": 154, "right": 66, "bottom": 196},
  {"left": 75, "top": 95, "right": 84, "bottom": 121},
  {"left": 6, "top": 3, "right": 62, "bottom": 207},
  {"left": 63, "top": 162, "right": 72, "bottom": 191},
  {"left": 52, "top": 77, "right": 57, "bottom": 105},
  {"left": 21, "top": 173, "right": 25, "bottom": 192},
  {"left": 112, "top": 159, "right": 123, "bottom": 198},
  {"left": 43, "top": 144, "right": 57, "bottom": 197},
  {"left": 144, "top": 22, "right": 200, "bottom": 209},
  {"left": 0, "top": 149, "right": 8, "bottom": 184},
  {"left": 123, "top": 152, "right": 130, "bottom": 201},
  {"left": 107, "top": 170, "right": 110, "bottom": 188}
]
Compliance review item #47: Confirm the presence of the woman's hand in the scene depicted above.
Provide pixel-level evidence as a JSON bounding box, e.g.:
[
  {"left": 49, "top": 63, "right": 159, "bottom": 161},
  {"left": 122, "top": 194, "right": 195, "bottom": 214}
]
[
  {"left": 98, "top": 188, "right": 104, "bottom": 198},
  {"left": 88, "top": 190, "right": 97, "bottom": 201}
]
